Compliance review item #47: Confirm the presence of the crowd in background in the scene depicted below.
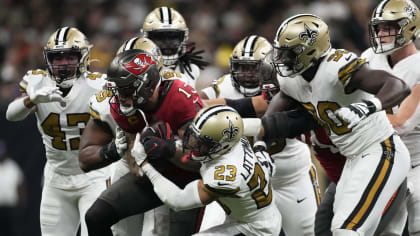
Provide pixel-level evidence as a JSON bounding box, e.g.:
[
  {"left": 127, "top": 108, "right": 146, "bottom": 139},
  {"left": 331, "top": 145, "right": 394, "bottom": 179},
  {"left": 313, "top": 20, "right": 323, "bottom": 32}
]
[{"left": 0, "top": 0, "right": 417, "bottom": 235}]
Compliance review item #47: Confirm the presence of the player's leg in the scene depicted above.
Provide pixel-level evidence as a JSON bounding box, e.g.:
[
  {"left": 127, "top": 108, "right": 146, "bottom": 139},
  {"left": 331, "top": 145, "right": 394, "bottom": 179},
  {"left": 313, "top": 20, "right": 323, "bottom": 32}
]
[
  {"left": 142, "top": 206, "right": 170, "bottom": 236},
  {"left": 315, "top": 182, "right": 336, "bottom": 236},
  {"left": 272, "top": 142, "right": 319, "bottom": 236},
  {"left": 331, "top": 135, "right": 410, "bottom": 236},
  {"left": 78, "top": 176, "right": 109, "bottom": 236},
  {"left": 109, "top": 161, "right": 145, "bottom": 236},
  {"left": 40, "top": 183, "right": 80, "bottom": 236},
  {"left": 407, "top": 163, "right": 420, "bottom": 236},
  {"left": 85, "top": 173, "right": 163, "bottom": 236},
  {"left": 169, "top": 207, "right": 204, "bottom": 235}
]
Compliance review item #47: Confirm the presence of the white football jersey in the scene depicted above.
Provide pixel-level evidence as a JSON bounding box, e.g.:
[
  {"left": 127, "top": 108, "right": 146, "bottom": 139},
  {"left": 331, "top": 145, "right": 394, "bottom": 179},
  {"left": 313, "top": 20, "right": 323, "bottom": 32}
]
[
  {"left": 279, "top": 48, "right": 395, "bottom": 157},
  {"left": 202, "top": 74, "right": 311, "bottom": 177},
  {"left": 201, "top": 74, "right": 243, "bottom": 100},
  {"left": 166, "top": 63, "right": 200, "bottom": 89},
  {"left": 200, "top": 138, "right": 280, "bottom": 235},
  {"left": 362, "top": 48, "right": 420, "bottom": 164},
  {"left": 19, "top": 70, "right": 106, "bottom": 175}
]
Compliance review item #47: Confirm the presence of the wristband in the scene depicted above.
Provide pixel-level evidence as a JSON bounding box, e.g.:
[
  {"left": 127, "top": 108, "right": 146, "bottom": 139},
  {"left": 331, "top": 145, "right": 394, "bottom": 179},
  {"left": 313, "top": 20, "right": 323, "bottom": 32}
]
[{"left": 99, "top": 140, "right": 121, "bottom": 163}]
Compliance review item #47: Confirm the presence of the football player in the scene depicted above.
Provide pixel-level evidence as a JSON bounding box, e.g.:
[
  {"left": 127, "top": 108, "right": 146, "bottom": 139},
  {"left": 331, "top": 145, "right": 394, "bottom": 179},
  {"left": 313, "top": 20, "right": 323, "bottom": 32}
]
[
  {"left": 82, "top": 48, "right": 205, "bottom": 236},
  {"left": 361, "top": 0, "right": 420, "bottom": 234},
  {"left": 5, "top": 27, "right": 109, "bottom": 236},
  {"left": 267, "top": 14, "right": 410, "bottom": 236},
  {"left": 141, "top": 6, "right": 209, "bottom": 88},
  {"left": 200, "top": 35, "right": 320, "bottom": 236},
  {"left": 132, "top": 105, "right": 281, "bottom": 236}
]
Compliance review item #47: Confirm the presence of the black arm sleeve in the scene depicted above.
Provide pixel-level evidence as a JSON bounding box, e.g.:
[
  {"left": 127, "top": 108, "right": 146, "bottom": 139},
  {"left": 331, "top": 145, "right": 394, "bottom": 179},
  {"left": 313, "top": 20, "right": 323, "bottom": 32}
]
[
  {"left": 262, "top": 109, "right": 316, "bottom": 144},
  {"left": 225, "top": 97, "right": 257, "bottom": 118}
]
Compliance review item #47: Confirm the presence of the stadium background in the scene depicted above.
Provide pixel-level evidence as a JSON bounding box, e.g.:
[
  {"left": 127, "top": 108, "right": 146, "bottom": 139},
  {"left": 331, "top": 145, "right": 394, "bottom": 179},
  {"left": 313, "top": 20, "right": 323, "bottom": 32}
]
[{"left": 0, "top": 0, "right": 418, "bottom": 235}]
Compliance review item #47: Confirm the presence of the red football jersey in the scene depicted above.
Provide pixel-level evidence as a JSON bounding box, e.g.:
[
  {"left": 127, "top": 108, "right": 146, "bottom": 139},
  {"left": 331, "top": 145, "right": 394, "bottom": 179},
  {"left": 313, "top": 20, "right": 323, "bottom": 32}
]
[
  {"left": 299, "top": 127, "right": 346, "bottom": 184},
  {"left": 111, "top": 79, "right": 203, "bottom": 134},
  {"left": 110, "top": 79, "right": 204, "bottom": 186}
]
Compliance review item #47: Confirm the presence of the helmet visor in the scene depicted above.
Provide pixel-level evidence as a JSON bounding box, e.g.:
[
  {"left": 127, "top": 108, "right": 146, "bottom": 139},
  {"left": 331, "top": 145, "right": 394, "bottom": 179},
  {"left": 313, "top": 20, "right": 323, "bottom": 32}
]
[{"left": 183, "top": 125, "right": 221, "bottom": 159}]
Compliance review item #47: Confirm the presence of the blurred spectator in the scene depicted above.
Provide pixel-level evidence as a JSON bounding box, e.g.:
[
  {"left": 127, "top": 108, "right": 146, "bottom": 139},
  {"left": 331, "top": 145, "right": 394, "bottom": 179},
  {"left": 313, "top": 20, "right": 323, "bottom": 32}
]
[{"left": 0, "top": 140, "right": 26, "bottom": 236}]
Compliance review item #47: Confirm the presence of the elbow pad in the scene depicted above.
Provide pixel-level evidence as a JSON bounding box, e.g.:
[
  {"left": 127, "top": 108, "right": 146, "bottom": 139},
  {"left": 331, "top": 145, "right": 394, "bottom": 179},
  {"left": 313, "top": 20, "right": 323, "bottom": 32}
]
[{"left": 262, "top": 109, "right": 316, "bottom": 144}]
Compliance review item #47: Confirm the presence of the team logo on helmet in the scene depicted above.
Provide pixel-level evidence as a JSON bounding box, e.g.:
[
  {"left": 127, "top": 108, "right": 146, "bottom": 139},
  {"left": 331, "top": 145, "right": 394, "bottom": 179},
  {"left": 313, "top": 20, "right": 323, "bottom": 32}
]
[
  {"left": 222, "top": 120, "right": 239, "bottom": 141},
  {"left": 123, "top": 54, "right": 156, "bottom": 75},
  {"left": 299, "top": 24, "right": 319, "bottom": 46},
  {"left": 405, "top": 5, "right": 417, "bottom": 19}
]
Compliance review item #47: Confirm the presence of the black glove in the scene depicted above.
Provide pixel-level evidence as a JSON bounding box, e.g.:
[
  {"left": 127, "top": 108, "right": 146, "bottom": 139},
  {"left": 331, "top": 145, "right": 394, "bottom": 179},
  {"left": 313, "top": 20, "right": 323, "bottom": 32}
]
[
  {"left": 178, "top": 42, "right": 210, "bottom": 74},
  {"left": 141, "top": 122, "right": 176, "bottom": 161},
  {"left": 99, "top": 140, "right": 121, "bottom": 163}
]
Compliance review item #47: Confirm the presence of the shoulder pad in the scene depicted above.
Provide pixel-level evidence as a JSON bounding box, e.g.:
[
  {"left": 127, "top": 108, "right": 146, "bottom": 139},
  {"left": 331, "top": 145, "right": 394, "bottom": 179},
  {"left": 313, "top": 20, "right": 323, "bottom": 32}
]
[
  {"left": 85, "top": 72, "right": 107, "bottom": 90},
  {"left": 360, "top": 48, "right": 374, "bottom": 60},
  {"left": 161, "top": 69, "right": 183, "bottom": 80},
  {"left": 324, "top": 49, "right": 367, "bottom": 86},
  {"left": 89, "top": 89, "right": 113, "bottom": 120}
]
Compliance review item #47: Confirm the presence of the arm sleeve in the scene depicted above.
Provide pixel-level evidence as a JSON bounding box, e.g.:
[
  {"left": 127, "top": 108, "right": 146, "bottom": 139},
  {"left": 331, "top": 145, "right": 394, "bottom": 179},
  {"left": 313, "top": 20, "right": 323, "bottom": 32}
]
[
  {"left": 6, "top": 97, "right": 32, "bottom": 121},
  {"left": 142, "top": 163, "right": 204, "bottom": 212},
  {"left": 262, "top": 108, "right": 316, "bottom": 144}
]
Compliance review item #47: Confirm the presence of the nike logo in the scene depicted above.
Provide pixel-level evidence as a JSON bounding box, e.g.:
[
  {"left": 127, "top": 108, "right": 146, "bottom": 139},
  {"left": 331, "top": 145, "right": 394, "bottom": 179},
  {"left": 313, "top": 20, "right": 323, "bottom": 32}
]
[
  {"left": 297, "top": 197, "right": 307, "bottom": 203},
  {"left": 412, "top": 163, "right": 420, "bottom": 169},
  {"left": 193, "top": 97, "right": 199, "bottom": 103},
  {"left": 361, "top": 153, "right": 368, "bottom": 159},
  {"left": 345, "top": 55, "right": 352, "bottom": 61},
  {"left": 217, "top": 182, "right": 230, "bottom": 186}
]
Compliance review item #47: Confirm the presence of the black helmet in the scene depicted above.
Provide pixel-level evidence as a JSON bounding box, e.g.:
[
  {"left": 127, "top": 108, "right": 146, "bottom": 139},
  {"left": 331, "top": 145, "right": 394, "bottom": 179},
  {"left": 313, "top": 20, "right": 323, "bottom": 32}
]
[{"left": 107, "top": 49, "right": 161, "bottom": 109}]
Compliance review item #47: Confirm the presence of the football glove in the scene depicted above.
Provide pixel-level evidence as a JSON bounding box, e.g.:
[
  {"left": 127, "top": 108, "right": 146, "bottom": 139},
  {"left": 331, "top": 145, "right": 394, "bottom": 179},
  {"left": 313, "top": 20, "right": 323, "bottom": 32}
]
[
  {"left": 28, "top": 86, "right": 64, "bottom": 104},
  {"left": 334, "top": 99, "right": 381, "bottom": 129}
]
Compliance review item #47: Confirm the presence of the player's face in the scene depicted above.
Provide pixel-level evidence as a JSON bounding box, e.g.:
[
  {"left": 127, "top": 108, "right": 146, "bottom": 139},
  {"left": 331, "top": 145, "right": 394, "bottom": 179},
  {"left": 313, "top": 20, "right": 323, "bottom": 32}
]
[
  {"left": 231, "top": 62, "right": 260, "bottom": 88},
  {"left": 375, "top": 22, "right": 398, "bottom": 43},
  {"left": 147, "top": 31, "right": 184, "bottom": 56},
  {"left": 48, "top": 51, "right": 80, "bottom": 80}
]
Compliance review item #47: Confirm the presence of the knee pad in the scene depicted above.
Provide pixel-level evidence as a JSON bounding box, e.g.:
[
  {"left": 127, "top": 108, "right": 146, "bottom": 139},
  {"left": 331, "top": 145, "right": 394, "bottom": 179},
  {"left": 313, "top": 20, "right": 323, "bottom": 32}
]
[{"left": 332, "top": 229, "right": 361, "bottom": 236}]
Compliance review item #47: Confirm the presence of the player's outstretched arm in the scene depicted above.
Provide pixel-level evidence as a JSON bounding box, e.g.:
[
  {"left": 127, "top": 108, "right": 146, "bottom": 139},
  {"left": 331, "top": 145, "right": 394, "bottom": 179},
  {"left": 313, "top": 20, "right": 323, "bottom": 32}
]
[
  {"left": 79, "top": 119, "right": 117, "bottom": 172},
  {"left": 141, "top": 161, "right": 213, "bottom": 212},
  {"left": 6, "top": 94, "right": 36, "bottom": 121},
  {"left": 204, "top": 95, "right": 268, "bottom": 118},
  {"left": 388, "top": 84, "right": 420, "bottom": 135}
]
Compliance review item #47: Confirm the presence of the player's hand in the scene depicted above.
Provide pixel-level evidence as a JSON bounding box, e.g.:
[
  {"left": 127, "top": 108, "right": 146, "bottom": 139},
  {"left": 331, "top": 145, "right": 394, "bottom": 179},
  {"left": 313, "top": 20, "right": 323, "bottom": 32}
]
[
  {"left": 28, "top": 86, "right": 64, "bottom": 104},
  {"left": 115, "top": 127, "right": 128, "bottom": 157},
  {"left": 131, "top": 133, "right": 147, "bottom": 166},
  {"left": 141, "top": 122, "right": 176, "bottom": 161},
  {"left": 334, "top": 101, "right": 376, "bottom": 129}
]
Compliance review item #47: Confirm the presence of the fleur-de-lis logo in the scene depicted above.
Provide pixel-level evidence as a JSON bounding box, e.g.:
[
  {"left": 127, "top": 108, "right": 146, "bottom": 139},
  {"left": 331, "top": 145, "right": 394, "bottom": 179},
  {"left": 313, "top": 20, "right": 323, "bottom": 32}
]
[
  {"left": 299, "top": 24, "right": 319, "bottom": 46},
  {"left": 405, "top": 5, "right": 417, "bottom": 19},
  {"left": 222, "top": 120, "right": 239, "bottom": 141}
]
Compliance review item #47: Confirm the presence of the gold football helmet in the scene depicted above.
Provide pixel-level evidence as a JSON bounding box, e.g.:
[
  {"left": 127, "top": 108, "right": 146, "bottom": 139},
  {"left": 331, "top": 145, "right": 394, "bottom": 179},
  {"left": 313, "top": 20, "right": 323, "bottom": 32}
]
[
  {"left": 369, "top": 0, "right": 420, "bottom": 54},
  {"left": 272, "top": 14, "right": 331, "bottom": 77},
  {"left": 183, "top": 105, "right": 244, "bottom": 162},
  {"left": 44, "top": 27, "right": 92, "bottom": 88},
  {"left": 141, "top": 6, "right": 188, "bottom": 67},
  {"left": 230, "top": 35, "right": 273, "bottom": 97},
  {"left": 117, "top": 36, "right": 164, "bottom": 71}
]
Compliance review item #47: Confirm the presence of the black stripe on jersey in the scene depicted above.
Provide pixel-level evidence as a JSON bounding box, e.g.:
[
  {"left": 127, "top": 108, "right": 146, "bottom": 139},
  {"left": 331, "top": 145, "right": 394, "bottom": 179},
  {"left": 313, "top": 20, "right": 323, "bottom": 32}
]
[
  {"left": 309, "top": 166, "right": 321, "bottom": 206},
  {"left": 159, "top": 7, "right": 164, "bottom": 23},
  {"left": 340, "top": 136, "right": 395, "bottom": 231},
  {"left": 242, "top": 36, "right": 251, "bottom": 57},
  {"left": 168, "top": 7, "right": 172, "bottom": 24},
  {"left": 338, "top": 58, "right": 367, "bottom": 86},
  {"left": 204, "top": 184, "right": 240, "bottom": 196}
]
